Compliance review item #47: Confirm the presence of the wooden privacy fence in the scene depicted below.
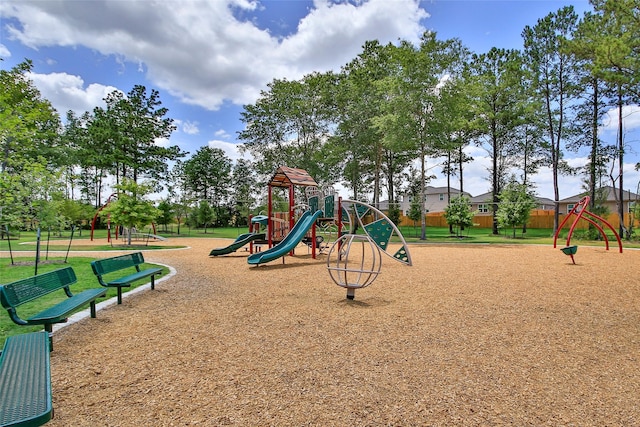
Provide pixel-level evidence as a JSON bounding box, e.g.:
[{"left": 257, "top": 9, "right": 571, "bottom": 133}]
[{"left": 397, "top": 210, "right": 639, "bottom": 230}]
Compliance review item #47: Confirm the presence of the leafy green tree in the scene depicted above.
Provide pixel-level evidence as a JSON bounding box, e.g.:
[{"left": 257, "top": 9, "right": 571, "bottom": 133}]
[
  {"left": 468, "top": 48, "right": 529, "bottom": 235},
  {"left": 0, "top": 168, "right": 28, "bottom": 228},
  {"left": 183, "top": 147, "right": 233, "bottom": 225},
  {"left": 377, "top": 34, "right": 466, "bottom": 239},
  {"left": 387, "top": 200, "right": 401, "bottom": 226},
  {"left": 62, "top": 110, "right": 109, "bottom": 207},
  {"left": 329, "top": 41, "right": 391, "bottom": 200},
  {"left": 407, "top": 196, "right": 423, "bottom": 237},
  {"left": 196, "top": 200, "right": 214, "bottom": 234},
  {"left": 0, "top": 59, "right": 62, "bottom": 174},
  {"left": 239, "top": 72, "right": 337, "bottom": 183},
  {"left": 587, "top": 0, "right": 640, "bottom": 99},
  {"left": 99, "top": 178, "right": 160, "bottom": 245},
  {"left": 230, "top": 159, "right": 258, "bottom": 227},
  {"left": 157, "top": 199, "right": 175, "bottom": 232},
  {"left": 523, "top": 6, "right": 581, "bottom": 233},
  {"left": 443, "top": 195, "right": 474, "bottom": 238},
  {"left": 0, "top": 160, "right": 65, "bottom": 231},
  {"left": 92, "top": 85, "right": 184, "bottom": 184},
  {"left": 166, "top": 160, "right": 195, "bottom": 235},
  {"left": 59, "top": 199, "right": 94, "bottom": 235},
  {"left": 496, "top": 181, "right": 537, "bottom": 238}
]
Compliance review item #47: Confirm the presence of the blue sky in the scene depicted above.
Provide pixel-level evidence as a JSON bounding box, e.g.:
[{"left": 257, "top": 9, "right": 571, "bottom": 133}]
[{"left": 1, "top": 0, "right": 638, "bottom": 201}]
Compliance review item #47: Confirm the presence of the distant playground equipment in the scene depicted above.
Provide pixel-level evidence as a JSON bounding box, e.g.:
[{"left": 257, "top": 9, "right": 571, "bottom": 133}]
[
  {"left": 209, "top": 232, "right": 266, "bottom": 256},
  {"left": 90, "top": 193, "right": 165, "bottom": 243},
  {"left": 553, "top": 195, "right": 622, "bottom": 264},
  {"left": 327, "top": 199, "right": 412, "bottom": 300}
]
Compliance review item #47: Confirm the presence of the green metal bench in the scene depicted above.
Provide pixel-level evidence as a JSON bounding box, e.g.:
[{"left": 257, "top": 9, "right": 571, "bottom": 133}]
[
  {"left": 91, "top": 252, "right": 163, "bottom": 305},
  {"left": 0, "top": 267, "right": 107, "bottom": 350},
  {"left": 0, "top": 331, "right": 53, "bottom": 426},
  {"left": 0, "top": 331, "right": 52, "bottom": 427}
]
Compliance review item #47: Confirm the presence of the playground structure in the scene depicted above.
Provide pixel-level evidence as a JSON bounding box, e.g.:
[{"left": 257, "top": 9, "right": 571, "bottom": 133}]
[
  {"left": 90, "top": 193, "right": 165, "bottom": 243},
  {"left": 231, "top": 165, "right": 413, "bottom": 298},
  {"left": 246, "top": 166, "right": 324, "bottom": 265},
  {"left": 553, "top": 195, "right": 622, "bottom": 264},
  {"left": 327, "top": 199, "right": 412, "bottom": 299}
]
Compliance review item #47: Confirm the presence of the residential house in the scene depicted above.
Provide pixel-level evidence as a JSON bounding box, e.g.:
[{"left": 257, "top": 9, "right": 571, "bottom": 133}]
[
  {"left": 558, "top": 186, "right": 638, "bottom": 216},
  {"left": 383, "top": 186, "right": 472, "bottom": 215}
]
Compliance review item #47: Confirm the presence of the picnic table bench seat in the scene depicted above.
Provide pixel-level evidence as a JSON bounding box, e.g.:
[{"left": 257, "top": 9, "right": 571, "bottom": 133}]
[
  {"left": 0, "top": 267, "right": 106, "bottom": 350},
  {"left": 0, "top": 331, "right": 52, "bottom": 427},
  {"left": 91, "top": 252, "right": 162, "bottom": 305}
]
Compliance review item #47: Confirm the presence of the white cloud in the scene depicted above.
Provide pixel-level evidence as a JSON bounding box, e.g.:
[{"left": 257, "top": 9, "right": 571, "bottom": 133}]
[
  {"left": 0, "top": 43, "right": 10, "bottom": 58},
  {"left": 2, "top": 0, "right": 427, "bottom": 110},
  {"left": 208, "top": 139, "right": 246, "bottom": 162},
  {"left": 182, "top": 121, "right": 200, "bottom": 135},
  {"left": 601, "top": 105, "right": 640, "bottom": 131},
  {"left": 215, "top": 129, "right": 231, "bottom": 139},
  {"left": 28, "top": 71, "right": 118, "bottom": 116}
]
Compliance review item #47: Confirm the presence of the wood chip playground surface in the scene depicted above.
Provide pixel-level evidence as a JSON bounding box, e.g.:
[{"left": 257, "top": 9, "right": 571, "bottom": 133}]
[{"left": 14, "top": 238, "right": 640, "bottom": 425}]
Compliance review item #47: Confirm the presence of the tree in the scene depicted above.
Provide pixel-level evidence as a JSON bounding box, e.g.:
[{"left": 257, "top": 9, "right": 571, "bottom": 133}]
[
  {"left": 156, "top": 199, "right": 174, "bottom": 232},
  {"left": 330, "top": 40, "right": 391, "bottom": 200},
  {"left": 92, "top": 85, "right": 184, "bottom": 185},
  {"left": 166, "top": 160, "right": 195, "bottom": 235},
  {"left": 0, "top": 60, "right": 62, "bottom": 174},
  {"left": 196, "top": 200, "right": 214, "bottom": 234},
  {"left": 522, "top": 6, "right": 581, "bottom": 233},
  {"left": 588, "top": 0, "right": 640, "bottom": 100},
  {"left": 443, "top": 195, "right": 474, "bottom": 238},
  {"left": 238, "top": 72, "right": 337, "bottom": 183},
  {"left": 230, "top": 159, "right": 258, "bottom": 226},
  {"left": 99, "top": 178, "right": 160, "bottom": 245},
  {"left": 377, "top": 34, "right": 466, "bottom": 239},
  {"left": 468, "top": 48, "right": 528, "bottom": 235},
  {"left": 183, "top": 147, "right": 233, "bottom": 223},
  {"left": 496, "top": 181, "right": 537, "bottom": 238}
]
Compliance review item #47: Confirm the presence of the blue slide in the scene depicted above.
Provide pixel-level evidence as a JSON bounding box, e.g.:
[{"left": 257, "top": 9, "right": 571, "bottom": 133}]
[{"left": 247, "top": 210, "right": 323, "bottom": 266}]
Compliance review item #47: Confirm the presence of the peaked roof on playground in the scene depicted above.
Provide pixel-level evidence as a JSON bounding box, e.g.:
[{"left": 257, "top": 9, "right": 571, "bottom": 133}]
[{"left": 269, "top": 166, "right": 318, "bottom": 188}]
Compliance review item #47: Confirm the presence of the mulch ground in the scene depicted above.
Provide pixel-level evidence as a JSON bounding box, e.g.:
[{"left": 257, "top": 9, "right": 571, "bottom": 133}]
[{"left": 30, "top": 239, "right": 640, "bottom": 425}]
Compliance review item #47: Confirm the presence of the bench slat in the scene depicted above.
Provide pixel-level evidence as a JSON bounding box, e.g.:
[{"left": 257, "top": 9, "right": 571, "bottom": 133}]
[
  {"left": 106, "top": 268, "right": 163, "bottom": 286},
  {"left": 0, "top": 331, "right": 52, "bottom": 427},
  {"left": 91, "top": 252, "right": 162, "bottom": 305},
  {"left": 91, "top": 252, "right": 145, "bottom": 277},
  {"left": 27, "top": 288, "right": 106, "bottom": 324},
  {"left": 1, "top": 268, "right": 76, "bottom": 308}
]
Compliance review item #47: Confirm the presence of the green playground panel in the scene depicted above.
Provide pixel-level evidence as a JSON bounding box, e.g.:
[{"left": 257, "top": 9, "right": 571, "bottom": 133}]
[
  {"left": 323, "top": 195, "right": 335, "bottom": 217},
  {"left": 393, "top": 247, "right": 410, "bottom": 263},
  {"left": 309, "top": 195, "right": 319, "bottom": 213},
  {"left": 363, "top": 218, "right": 393, "bottom": 249}
]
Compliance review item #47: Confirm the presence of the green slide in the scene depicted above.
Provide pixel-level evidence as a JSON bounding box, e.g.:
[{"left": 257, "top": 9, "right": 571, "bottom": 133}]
[
  {"left": 209, "top": 232, "right": 266, "bottom": 256},
  {"left": 247, "top": 210, "right": 323, "bottom": 266}
]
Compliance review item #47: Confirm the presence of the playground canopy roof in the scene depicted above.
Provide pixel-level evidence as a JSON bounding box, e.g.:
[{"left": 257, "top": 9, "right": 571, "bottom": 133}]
[{"left": 269, "top": 166, "right": 318, "bottom": 188}]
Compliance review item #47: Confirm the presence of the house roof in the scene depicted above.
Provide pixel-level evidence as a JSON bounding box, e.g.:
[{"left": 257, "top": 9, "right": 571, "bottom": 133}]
[
  {"left": 268, "top": 166, "right": 318, "bottom": 188},
  {"left": 559, "top": 186, "right": 639, "bottom": 203},
  {"left": 469, "top": 192, "right": 493, "bottom": 203}
]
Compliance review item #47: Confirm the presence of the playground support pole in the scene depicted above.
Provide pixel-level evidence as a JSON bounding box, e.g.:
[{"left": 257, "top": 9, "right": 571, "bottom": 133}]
[
  {"left": 5, "top": 225, "right": 15, "bottom": 265},
  {"left": 64, "top": 225, "right": 75, "bottom": 263},
  {"left": 35, "top": 228, "right": 41, "bottom": 276},
  {"left": 289, "top": 184, "right": 295, "bottom": 256},
  {"left": 268, "top": 185, "right": 273, "bottom": 248}
]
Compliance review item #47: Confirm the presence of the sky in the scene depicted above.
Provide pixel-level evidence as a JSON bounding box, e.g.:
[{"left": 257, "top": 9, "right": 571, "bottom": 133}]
[{"left": 1, "top": 0, "right": 639, "bottom": 202}]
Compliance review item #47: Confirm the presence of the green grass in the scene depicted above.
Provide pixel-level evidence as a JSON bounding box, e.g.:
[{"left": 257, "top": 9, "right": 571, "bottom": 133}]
[{"left": 0, "top": 256, "right": 169, "bottom": 347}]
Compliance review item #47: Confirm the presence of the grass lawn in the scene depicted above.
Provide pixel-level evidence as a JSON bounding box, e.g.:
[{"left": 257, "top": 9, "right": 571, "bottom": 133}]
[{"left": 0, "top": 256, "right": 169, "bottom": 347}]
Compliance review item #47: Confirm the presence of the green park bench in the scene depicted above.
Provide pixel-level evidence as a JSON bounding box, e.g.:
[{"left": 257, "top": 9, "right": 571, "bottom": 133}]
[
  {"left": 91, "top": 252, "right": 163, "bottom": 305},
  {"left": 0, "top": 331, "right": 52, "bottom": 427},
  {"left": 0, "top": 267, "right": 107, "bottom": 351}
]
